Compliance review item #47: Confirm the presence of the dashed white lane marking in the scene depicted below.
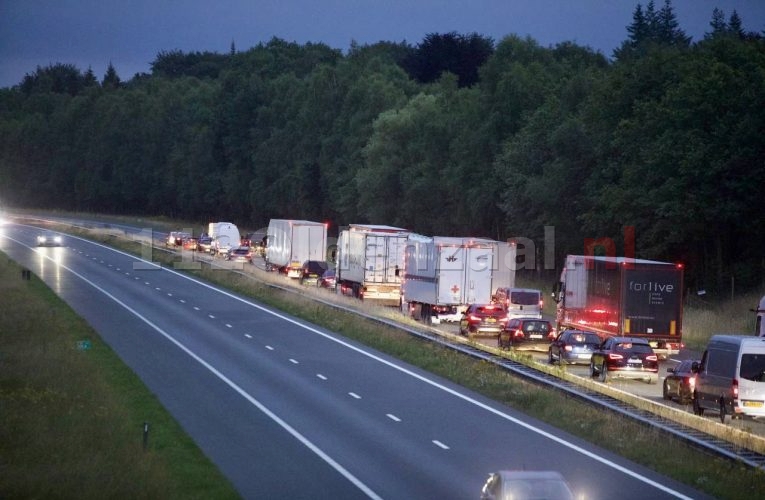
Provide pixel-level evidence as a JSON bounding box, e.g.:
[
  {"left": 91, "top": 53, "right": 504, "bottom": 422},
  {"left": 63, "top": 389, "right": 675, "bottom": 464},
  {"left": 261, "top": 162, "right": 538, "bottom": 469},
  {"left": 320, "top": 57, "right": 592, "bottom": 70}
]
[
  {"left": 193, "top": 306, "right": 200, "bottom": 311},
  {"left": 386, "top": 414, "right": 401, "bottom": 422},
  {"left": 244, "top": 334, "right": 252, "bottom": 339},
  {"left": 180, "top": 299, "right": 186, "bottom": 303},
  {"left": 289, "top": 359, "right": 299, "bottom": 365},
  {"left": 316, "top": 374, "right": 327, "bottom": 380},
  {"left": 167, "top": 293, "right": 173, "bottom": 297},
  {"left": 349, "top": 392, "right": 361, "bottom": 399},
  {"left": 432, "top": 440, "right": 449, "bottom": 450},
  {"left": 155, "top": 287, "right": 161, "bottom": 291},
  {"left": 144, "top": 281, "right": 150, "bottom": 285},
  {"left": 225, "top": 323, "right": 232, "bottom": 328},
  {"left": 208, "top": 314, "right": 215, "bottom": 319},
  {"left": 265, "top": 345, "right": 274, "bottom": 350}
]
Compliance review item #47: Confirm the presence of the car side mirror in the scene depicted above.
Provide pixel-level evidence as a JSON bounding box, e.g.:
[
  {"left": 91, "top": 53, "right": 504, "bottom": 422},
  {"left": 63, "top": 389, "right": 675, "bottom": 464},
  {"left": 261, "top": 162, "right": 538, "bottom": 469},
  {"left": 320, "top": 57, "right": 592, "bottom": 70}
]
[{"left": 666, "top": 367, "right": 675, "bottom": 374}]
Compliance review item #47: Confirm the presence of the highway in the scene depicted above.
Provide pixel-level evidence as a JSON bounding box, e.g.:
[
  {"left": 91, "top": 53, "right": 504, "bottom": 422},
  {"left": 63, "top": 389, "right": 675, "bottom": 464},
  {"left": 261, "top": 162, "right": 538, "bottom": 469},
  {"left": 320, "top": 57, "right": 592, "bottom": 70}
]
[{"left": 0, "top": 223, "right": 711, "bottom": 499}]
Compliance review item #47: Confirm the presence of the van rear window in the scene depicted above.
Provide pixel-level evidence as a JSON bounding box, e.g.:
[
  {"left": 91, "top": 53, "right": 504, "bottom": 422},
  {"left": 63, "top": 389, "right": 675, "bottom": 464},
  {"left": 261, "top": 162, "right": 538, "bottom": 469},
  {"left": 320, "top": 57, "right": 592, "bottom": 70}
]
[
  {"left": 510, "top": 291, "right": 540, "bottom": 305},
  {"left": 740, "top": 354, "right": 765, "bottom": 382}
]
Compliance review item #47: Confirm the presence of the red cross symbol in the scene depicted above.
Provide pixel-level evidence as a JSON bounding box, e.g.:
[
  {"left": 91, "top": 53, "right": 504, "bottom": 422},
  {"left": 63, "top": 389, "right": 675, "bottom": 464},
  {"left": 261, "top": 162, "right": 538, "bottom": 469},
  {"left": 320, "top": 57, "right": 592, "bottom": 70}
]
[{"left": 451, "top": 284, "right": 460, "bottom": 294}]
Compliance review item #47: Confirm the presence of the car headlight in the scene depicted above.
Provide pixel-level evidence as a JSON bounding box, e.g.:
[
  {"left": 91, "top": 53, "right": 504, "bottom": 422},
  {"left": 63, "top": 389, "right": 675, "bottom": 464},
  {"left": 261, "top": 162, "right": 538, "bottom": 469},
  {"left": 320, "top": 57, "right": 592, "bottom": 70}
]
[
  {"left": 54, "top": 236, "right": 62, "bottom": 243},
  {"left": 37, "top": 236, "right": 46, "bottom": 242}
]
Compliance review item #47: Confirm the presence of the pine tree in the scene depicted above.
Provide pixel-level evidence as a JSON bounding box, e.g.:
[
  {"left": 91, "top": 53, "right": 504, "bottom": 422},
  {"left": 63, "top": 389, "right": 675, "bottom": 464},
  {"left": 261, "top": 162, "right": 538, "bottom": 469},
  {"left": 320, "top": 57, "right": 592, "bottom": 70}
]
[{"left": 102, "top": 62, "right": 121, "bottom": 89}]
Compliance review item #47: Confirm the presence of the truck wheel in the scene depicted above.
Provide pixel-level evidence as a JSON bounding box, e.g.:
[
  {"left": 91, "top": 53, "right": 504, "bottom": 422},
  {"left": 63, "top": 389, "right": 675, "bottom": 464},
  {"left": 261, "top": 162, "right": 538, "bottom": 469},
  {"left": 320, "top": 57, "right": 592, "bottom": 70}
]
[
  {"left": 599, "top": 363, "right": 608, "bottom": 383},
  {"left": 719, "top": 399, "right": 729, "bottom": 424},
  {"left": 693, "top": 395, "right": 704, "bottom": 416}
]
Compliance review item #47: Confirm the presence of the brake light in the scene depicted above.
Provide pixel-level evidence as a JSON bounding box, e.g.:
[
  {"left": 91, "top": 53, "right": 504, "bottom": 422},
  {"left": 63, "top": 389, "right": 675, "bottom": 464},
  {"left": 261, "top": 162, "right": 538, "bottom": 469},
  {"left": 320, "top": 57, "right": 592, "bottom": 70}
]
[
  {"left": 564, "top": 345, "right": 573, "bottom": 351},
  {"left": 608, "top": 353, "right": 623, "bottom": 360},
  {"left": 513, "top": 329, "right": 524, "bottom": 338},
  {"left": 732, "top": 379, "right": 739, "bottom": 400},
  {"left": 689, "top": 376, "right": 695, "bottom": 391},
  {"left": 646, "top": 354, "right": 658, "bottom": 361},
  {"left": 468, "top": 314, "right": 481, "bottom": 322},
  {"left": 539, "top": 299, "right": 544, "bottom": 308}
]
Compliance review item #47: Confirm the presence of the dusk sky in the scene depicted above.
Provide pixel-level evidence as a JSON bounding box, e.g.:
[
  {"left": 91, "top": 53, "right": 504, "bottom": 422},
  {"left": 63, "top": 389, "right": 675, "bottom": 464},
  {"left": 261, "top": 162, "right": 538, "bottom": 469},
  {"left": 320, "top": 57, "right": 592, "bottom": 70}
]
[{"left": 1, "top": 0, "right": 764, "bottom": 89}]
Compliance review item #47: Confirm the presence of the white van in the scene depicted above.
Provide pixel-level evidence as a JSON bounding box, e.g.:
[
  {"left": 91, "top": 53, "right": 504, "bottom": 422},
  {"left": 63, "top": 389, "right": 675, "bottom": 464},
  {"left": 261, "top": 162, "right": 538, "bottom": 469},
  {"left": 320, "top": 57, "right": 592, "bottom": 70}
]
[
  {"left": 493, "top": 287, "right": 543, "bottom": 319},
  {"left": 693, "top": 335, "right": 765, "bottom": 423}
]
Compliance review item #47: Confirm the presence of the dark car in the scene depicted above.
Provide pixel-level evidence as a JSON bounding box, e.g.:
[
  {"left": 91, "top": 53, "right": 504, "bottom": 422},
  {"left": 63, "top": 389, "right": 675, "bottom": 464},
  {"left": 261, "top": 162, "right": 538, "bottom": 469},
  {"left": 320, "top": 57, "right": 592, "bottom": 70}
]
[
  {"left": 499, "top": 318, "right": 554, "bottom": 350},
  {"left": 317, "top": 268, "right": 336, "bottom": 289},
  {"left": 548, "top": 329, "right": 602, "bottom": 365},
  {"left": 225, "top": 247, "right": 252, "bottom": 263},
  {"left": 166, "top": 231, "right": 190, "bottom": 247},
  {"left": 480, "top": 470, "right": 574, "bottom": 500},
  {"left": 299, "top": 260, "right": 329, "bottom": 285},
  {"left": 459, "top": 303, "right": 509, "bottom": 340},
  {"left": 663, "top": 359, "right": 699, "bottom": 404},
  {"left": 590, "top": 336, "right": 659, "bottom": 384}
]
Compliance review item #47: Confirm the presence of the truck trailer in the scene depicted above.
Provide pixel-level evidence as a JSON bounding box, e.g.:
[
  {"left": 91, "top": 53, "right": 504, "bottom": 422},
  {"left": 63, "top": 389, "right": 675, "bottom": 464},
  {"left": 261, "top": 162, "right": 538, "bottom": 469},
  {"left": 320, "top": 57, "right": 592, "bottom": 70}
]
[
  {"left": 265, "top": 219, "right": 327, "bottom": 277},
  {"left": 552, "top": 255, "right": 684, "bottom": 357},
  {"left": 336, "top": 224, "right": 410, "bottom": 306},
  {"left": 402, "top": 234, "right": 516, "bottom": 323}
]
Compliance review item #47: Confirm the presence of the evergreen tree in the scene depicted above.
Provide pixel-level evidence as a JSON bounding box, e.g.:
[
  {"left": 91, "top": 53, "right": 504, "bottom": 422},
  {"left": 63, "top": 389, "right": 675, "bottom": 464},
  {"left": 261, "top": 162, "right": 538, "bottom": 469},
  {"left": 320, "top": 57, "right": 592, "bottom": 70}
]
[{"left": 102, "top": 62, "right": 121, "bottom": 89}]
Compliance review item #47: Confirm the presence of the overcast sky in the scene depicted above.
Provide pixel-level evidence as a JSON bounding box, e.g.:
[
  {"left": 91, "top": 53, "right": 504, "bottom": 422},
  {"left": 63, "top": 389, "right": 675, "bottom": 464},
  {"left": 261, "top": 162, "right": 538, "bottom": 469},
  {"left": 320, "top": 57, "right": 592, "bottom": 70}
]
[{"left": 1, "top": 0, "right": 763, "bottom": 89}]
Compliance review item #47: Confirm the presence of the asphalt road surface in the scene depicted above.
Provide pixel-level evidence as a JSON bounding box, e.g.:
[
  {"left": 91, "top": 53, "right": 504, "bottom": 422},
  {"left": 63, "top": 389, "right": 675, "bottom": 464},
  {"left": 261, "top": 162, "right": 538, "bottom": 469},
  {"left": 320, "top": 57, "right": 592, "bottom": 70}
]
[{"left": 0, "top": 223, "right": 711, "bottom": 499}]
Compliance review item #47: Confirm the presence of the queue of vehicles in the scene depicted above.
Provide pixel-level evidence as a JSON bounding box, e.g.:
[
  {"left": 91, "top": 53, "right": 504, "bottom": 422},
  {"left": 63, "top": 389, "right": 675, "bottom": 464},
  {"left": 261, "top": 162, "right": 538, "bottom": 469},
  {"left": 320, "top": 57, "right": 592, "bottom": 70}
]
[{"left": 163, "top": 218, "right": 765, "bottom": 425}]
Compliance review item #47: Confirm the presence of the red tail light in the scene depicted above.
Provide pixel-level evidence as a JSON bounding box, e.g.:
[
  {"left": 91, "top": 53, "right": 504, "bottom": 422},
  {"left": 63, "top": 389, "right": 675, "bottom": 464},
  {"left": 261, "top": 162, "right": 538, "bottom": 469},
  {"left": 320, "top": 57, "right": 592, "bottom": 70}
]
[
  {"left": 468, "top": 314, "right": 481, "bottom": 322},
  {"left": 646, "top": 354, "right": 658, "bottom": 361},
  {"left": 513, "top": 329, "right": 524, "bottom": 338},
  {"left": 608, "top": 353, "right": 623, "bottom": 360},
  {"left": 564, "top": 345, "right": 573, "bottom": 352},
  {"left": 689, "top": 376, "right": 695, "bottom": 391},
  {"left": 732, "top": 379, "right": 739, "bottom": 400}
]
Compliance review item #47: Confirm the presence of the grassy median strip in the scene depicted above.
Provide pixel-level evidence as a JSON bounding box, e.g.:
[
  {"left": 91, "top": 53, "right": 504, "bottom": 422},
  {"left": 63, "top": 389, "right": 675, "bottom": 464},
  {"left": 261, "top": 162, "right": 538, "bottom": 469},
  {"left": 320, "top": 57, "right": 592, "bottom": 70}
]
[
  {"left": 10, "top": 220, "right": 765, "bottom": 499},
  {"left": 0, "top": 255, "right": 239, "bottom": 499}
]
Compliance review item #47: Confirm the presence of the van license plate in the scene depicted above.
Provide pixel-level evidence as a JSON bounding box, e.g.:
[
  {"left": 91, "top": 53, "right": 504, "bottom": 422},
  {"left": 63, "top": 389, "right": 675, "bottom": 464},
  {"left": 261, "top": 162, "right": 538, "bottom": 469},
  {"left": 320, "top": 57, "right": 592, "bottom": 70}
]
[{"left": 743, "top": 401, "right": 764, "bottom": 408}]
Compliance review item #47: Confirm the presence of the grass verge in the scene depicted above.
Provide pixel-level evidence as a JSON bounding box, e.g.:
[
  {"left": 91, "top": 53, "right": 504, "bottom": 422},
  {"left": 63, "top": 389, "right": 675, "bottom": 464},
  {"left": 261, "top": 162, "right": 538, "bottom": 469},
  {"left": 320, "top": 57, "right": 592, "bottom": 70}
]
[{"left": 0, "top": 254, "right": 239, "bottom": 499}]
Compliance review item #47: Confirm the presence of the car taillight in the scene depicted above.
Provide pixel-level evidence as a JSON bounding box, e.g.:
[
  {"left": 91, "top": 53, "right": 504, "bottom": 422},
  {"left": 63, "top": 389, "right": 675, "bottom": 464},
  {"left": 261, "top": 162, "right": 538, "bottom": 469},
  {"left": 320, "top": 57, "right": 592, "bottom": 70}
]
[
  {"left": 688, "top": 376, "right": 695, "bottom": 390},
  {"left": 732, "top": 379, "right": 739, "bottom": 400},
  {"left": 608, "top": 353, "right": 623, "bottom": 360},
  {"left": 468, "top": 314, "right": 481, "bottom": 322},
  {"left": 564, "top": 345, "right": 573, "bottom": 351},
  {"left": 646, "top": 354, "right": 658, "bottom": 361},
  {"left": 513, "top": 329, "right": 524, "bottom": 338}
]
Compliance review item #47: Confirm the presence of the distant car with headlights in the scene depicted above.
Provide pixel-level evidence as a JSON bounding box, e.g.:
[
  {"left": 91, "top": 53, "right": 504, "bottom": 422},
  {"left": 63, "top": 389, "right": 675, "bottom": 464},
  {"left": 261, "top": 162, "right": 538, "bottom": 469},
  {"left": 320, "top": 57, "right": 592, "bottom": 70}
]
[
  {"left": 480, "top": 470, "right": 574, "bottom": 500},
  {"left": 590, "top": 336, "right": 659, "bottom": 384},
  {"left": 317, "top": 268, "right": 336, "bottom": 289},
  {"left": 499, "top": 317, "right": 554, "bottom": 349},
  {"left": 166, "top": 231, "right": 190, "bottom": 247},
  {"left": 197, "top": 236, "right": 213, "bottom": 253},
  {"left": 182, "top": 237, "right": 199, "bottom": 251},
  {"left": 36, "top": 232, "right": 63, "bottom": 246},
  {"left": 548, "top": 329, "right": 602, "bottom": 365},
  {"left": 225, "top": 247, "right": 252, "bottom": 263},
  {"left": 663, "top": 358, "right": 699, "bottom": 404},
  {"left": 459, "top": 303, "right": 508, "bottom": 339}
]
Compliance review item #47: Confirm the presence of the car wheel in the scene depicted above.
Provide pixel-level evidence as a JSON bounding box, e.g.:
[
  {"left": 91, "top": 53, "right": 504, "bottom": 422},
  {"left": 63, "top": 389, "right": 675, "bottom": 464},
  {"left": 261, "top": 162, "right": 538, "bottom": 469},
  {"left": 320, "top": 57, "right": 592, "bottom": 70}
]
[
  {"left": 719, "top": 399, "right": 729, "bottom": 424},
  {"left": 548, "top": 349, "right": 554, "bottom": 364},
  {"left": 589, "top": 361, "right": 598, "bottom": 378},
  {"left": 693, "top": 395, "right": 704, "bottom": 416},
  {"left": 599, "top": 363, "right": 608, "bottom": 383},
  {"left": 662, "top": 381, "right": 671, "bottom": 400}
]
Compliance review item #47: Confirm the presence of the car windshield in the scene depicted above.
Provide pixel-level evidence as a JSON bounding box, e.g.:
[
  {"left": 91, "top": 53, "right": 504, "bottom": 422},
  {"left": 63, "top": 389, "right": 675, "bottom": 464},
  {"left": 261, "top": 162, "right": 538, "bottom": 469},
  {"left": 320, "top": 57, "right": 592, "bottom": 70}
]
[
  {"left": 569, "top": 333, "right": 601, "bottom": 345},
  {"left": 523, "top": 321, "right": 550, "bottom": 333},
  {"left": 305, "top": 261, "right": 328, "bottom": 274},
  {"left": 502, "top": 478, "right": 574, "bottom": 500},
  {"left": 474, "top": 305, "right": 504, "bottom": 316},
  {"left": 740, "top": 353, "right": 765, "bottom": 382},
  {"left": 510, "top": 291, "right": 540, "bottom": 305},
  {"left": 615, "top": 342, "right": 652, "bottom": 354}
]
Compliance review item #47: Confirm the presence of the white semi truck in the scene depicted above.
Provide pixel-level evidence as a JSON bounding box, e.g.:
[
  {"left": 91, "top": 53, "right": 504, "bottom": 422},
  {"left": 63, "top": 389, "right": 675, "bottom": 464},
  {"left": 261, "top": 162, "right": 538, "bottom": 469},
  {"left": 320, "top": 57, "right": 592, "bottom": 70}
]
[
  {"left": 402, "top": 234, "right": 516, "bottom": 323},
  {"left": 335, "top": 224, "right": 410, "bottom": 306},
  {"left": 265, "top": 219, "right": 327, "bottom": 277}
]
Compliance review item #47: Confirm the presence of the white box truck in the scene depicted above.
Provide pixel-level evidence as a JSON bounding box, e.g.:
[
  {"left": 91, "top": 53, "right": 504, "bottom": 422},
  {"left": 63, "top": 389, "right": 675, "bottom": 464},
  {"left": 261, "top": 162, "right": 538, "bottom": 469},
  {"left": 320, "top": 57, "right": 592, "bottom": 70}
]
[
  {"left": 755, "top": 295, "right": 765, "bottom": 337},
  {"left": 265, "top": 219, "right": 327, "bottom": 278},
  {"left": 336, "top": 224, "right": 410, "bottom": 306},
  {"left": 402, "top": 235, "right": 516, "bottom": 323},
  {"left": 207, "top": 222, "right": 240, "bottom": 256}
]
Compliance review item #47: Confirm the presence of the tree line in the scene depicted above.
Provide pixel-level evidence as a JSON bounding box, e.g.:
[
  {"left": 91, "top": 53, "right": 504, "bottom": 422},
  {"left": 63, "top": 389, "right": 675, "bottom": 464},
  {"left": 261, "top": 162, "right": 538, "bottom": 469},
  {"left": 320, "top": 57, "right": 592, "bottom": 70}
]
[{"left": 0, "top": 1, "right": 763, "bottom": 293}]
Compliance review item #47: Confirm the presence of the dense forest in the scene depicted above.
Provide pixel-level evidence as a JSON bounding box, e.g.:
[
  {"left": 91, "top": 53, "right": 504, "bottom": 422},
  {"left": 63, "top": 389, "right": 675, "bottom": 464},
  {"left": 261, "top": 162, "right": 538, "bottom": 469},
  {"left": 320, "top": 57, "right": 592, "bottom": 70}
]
[{"left": 0, "top": 1, "right": 763, "bottom": 293}]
